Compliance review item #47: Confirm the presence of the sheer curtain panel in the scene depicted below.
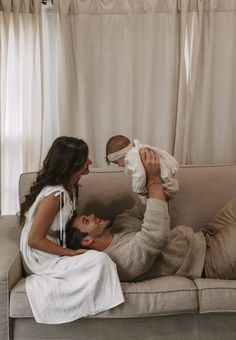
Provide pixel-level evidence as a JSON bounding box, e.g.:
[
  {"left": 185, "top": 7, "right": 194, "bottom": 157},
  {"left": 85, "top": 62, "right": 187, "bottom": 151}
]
[
  {"left": 51, "top": 0, "right": 183, "bottom": 166},
  {"left": 1, "top": 0, "right": 236, "bottom": 214},
  {"left": 0, "top": 0, "right": 43, "bottom": 214},
  {"left": 175, "top": 0, "right": 236, "bottom": 164}
]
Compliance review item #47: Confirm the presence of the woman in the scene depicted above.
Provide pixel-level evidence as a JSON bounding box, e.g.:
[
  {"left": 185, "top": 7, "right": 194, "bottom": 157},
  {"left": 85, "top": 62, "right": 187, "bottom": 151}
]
[{"left": 20, "top": 136, "right": 124, "bottom": 324}]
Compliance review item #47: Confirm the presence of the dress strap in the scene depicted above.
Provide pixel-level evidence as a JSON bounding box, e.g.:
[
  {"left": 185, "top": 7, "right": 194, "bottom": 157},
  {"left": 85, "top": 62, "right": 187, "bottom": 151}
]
[{"left": 54, "top": 190, "right": 66, "bottom": 248}]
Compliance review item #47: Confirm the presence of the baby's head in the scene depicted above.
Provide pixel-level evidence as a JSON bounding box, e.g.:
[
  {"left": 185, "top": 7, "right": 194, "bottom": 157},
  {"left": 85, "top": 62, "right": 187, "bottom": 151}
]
[{"left": 106, "top": 135, "right": 132, "bottom": 167}]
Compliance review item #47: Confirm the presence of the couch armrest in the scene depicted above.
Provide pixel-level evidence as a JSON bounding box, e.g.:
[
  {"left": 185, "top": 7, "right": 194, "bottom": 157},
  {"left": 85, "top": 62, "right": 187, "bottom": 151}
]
[{"left": 0, "top": 215, "right": 23, "bottom": 340}]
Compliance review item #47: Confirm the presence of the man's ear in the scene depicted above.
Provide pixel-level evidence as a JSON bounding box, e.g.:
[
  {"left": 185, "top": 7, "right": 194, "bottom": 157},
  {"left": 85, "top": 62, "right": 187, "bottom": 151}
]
[{"left": 81, "top": 236, "right": 93, "bottom": 248}]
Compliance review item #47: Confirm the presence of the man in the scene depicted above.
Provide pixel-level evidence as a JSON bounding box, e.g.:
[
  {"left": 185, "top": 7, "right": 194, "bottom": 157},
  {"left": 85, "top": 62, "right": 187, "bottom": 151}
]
[{"left": 66, "top": 149, "right": 236, "bottom": 282}]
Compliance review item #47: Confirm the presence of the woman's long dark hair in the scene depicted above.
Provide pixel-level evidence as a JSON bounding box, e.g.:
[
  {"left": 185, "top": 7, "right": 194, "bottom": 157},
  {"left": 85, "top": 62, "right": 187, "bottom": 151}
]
[{"left": 20, "top": 136, "right": 89, "bottom": 226}]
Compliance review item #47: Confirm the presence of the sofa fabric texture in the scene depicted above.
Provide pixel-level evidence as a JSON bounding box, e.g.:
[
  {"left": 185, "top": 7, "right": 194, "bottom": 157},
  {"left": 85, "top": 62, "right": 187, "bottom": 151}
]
[
  {"left": 10, "top": 276, "right": 198, "bottom": 318},
  {"left": 1, "top": 165, "right": 236, "bottom": 340}
]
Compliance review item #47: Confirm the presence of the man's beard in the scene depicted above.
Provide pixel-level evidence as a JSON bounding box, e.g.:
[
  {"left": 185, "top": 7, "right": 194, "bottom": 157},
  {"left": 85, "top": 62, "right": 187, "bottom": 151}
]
[
  {"left": 104, "top": 220, "right": 124, "bottom": 234},
  {"left": 102, "top": 220, "right": 113, "bottom": 235},
  {"left": 104, "top": 221, "right": 112, "bottom": 230}
]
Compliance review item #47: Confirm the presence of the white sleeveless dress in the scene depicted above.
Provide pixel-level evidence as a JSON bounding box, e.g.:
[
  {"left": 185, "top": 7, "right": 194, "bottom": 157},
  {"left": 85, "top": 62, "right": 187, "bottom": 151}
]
[{"left": 20, "top": 185, "right": 124, "bottom": 324}]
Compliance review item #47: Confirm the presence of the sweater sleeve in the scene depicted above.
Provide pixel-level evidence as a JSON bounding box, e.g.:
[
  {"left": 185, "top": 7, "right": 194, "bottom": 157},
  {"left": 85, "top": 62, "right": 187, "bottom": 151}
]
[
  {"left": 135, "top": 199, "right": 170, "bottom": 254},
  {"left": 119, "top": 199, "right": 146, "bottom": 220},
  {"left": 106, "top": 198, "right": 170, "bottom": 281}
]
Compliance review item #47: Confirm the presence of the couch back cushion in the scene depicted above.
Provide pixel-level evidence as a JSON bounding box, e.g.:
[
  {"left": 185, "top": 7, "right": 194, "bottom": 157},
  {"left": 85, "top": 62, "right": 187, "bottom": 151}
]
[
  {"left": 19, "top": 169, "right": 137, "bottom": 223},
  {"left": 170, "top": 165, "right": 236, "bottom": 231},
  {"left": 19, "top": 165, "right": 236, "bottom": 231}
]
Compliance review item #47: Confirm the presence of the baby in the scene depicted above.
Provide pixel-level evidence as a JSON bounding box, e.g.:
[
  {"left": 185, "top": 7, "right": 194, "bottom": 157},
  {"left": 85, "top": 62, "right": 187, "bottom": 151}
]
[{"left": 105, "top": 135, "right": 179, "bottom": 202}]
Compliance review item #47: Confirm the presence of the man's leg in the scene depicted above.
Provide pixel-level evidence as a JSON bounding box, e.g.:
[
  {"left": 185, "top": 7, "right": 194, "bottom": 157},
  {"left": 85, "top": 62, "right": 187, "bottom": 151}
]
[
  {"left": 207, "top": 196, "right": 236, "bottom": 229},
  {"left": 204, "top": 223, "right": 236, "bottom": 279},
  {"left": 204, "top": 196, "right": 236, "bottom": 279}
]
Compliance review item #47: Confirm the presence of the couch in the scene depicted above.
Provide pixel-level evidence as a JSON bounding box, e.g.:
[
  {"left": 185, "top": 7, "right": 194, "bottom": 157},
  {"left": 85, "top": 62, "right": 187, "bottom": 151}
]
[{"left": 1, "top": 165, "right": 236, "bottom": 340}]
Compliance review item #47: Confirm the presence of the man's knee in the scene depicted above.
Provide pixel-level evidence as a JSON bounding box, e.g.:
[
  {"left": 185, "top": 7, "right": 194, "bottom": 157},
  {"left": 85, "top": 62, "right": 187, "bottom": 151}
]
[
  {"left": 207, "top": 196, "right": 236, "bottom": 228},
  {"left": 205, "top": 223, "right": 236, "bottom": 279}
]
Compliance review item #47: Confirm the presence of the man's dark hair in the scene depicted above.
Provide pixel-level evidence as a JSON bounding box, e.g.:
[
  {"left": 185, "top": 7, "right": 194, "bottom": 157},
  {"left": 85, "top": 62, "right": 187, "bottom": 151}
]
[{"left": 66, "top": 212, "right": 89, "bottom": 250}]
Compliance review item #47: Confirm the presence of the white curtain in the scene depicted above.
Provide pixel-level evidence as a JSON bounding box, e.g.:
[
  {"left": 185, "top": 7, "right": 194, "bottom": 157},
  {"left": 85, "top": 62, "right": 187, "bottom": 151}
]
[
  {"left": 0, "top": 0, "right": 43, "bottom": 214},
  {"left": 1, "top": 0, "right": 236, "bottom": 214},
  {"left": 175, "top": 0, "right": 236, "bottom": 164},
  {"left": 49, "top": 0, "right": 184, "bottom": 166}
]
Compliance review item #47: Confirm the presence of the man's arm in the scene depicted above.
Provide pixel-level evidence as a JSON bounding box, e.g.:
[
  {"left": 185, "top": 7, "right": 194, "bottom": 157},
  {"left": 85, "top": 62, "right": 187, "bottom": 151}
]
[
  {"left": 106, "top": 150, "right": 170, "bottom": 281},
  {"left": 121, "top": 149, "right": 166, "bottom": 220},
  {"left": 107, "top": 198, "right": 170, "bottom": 281},
  {"left": 140, "top": 148, "right": 166, "bottom": 201}
]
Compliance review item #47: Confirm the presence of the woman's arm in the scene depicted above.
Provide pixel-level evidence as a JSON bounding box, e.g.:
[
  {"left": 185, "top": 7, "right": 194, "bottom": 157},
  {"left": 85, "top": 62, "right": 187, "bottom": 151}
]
[{"left": 28, "top": 193, "right": 85, "bottom": 256}]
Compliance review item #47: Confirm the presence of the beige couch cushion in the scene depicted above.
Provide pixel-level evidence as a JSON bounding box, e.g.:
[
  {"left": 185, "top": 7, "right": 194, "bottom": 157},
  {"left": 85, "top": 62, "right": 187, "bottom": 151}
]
[
  {"left": 10, "top": 276, "right": 197, "bottom": 318},
  {"left": 19, "top": 169, "right": 137, "bottom": 222},
  {"left": 19, "top": 165, "right": 236, "bottom": 230},
  {"left": 194, "top": 278, "right": 236, "bottom": 313},
  {"left": 169, "top": 165, "right": 236, "bottom": 231}
]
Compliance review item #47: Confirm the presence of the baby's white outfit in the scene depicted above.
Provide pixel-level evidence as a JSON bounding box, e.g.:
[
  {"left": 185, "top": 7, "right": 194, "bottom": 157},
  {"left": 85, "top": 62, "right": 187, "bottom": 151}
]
[
  {"left": 20, "top": 185, "right": 124, "bottom": 324},
  {"left": 125, "top": 139, "right": 179, "bottom": 203}
]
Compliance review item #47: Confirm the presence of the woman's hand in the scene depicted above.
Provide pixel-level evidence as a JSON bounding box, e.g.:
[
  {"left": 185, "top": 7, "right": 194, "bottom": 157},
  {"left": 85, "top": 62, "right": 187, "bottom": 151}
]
[{"left": 69, "top": 248, "right": 88, "bottom": 256}]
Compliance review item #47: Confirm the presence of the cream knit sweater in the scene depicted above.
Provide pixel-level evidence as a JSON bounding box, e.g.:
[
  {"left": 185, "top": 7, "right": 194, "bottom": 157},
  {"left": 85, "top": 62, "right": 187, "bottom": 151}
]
[{"left": 104, "top": 198, "right": 206, "bottom": 281}]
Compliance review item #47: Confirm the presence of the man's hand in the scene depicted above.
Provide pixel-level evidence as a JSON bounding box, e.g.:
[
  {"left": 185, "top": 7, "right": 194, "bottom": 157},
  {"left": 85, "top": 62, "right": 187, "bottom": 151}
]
[
  {"left": 139, "top": 148, "right": 165, "bottom": 201},
  {"left": 139, "top": 148, "right": 160, "bottom": 182}
]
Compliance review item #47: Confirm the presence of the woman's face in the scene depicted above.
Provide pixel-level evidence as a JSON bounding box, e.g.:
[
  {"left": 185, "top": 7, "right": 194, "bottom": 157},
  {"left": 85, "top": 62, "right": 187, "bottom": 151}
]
[
  {"left": 69, "top": 156, "right": 93, "bottom": 187},
  {"left": 80, "top": 157, "right": 93, "bottom": 176}
]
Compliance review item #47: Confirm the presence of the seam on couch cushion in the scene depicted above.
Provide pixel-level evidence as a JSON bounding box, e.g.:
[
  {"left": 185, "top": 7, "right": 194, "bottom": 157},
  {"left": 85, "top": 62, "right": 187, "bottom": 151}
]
[
  {"left": 200, "top": 309, "right": 236, "bottom": 314},
  {"left": 198, "top": 287, "right": 236, "bottom": 291},
  {"left": 191, "top": 279, "right": 200, "bottom": 313},
  {"left": 13, "top": 289, "right": 196, "bottom": 294}
]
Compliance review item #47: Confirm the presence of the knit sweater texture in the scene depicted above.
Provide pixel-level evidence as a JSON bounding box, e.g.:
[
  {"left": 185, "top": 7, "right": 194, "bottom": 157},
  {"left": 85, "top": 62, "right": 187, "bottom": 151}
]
[{"left": 104, "top": 198, "right": 206, "bottom": 281}]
